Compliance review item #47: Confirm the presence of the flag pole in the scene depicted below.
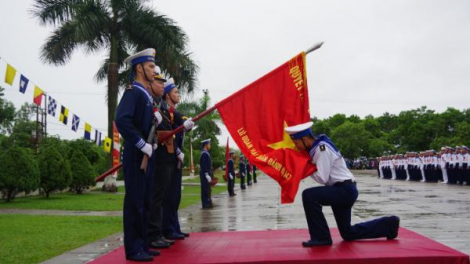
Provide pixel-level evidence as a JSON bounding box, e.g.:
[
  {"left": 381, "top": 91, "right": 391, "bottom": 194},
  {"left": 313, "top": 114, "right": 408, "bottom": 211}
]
[{"left": 95, "top": 42, "right": 324, "bottom": 182}]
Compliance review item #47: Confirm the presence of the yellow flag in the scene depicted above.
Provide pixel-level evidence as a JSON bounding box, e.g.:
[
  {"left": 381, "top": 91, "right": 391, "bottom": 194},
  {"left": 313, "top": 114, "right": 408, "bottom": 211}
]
[
  {"left": 104, "top": 137, "right": 112, "bottom": 153},
  {"left": 4, "top": 64, "right": 17, "bottom": 85},
  {"left": 33, "top": 86, "right": 44, "bottom": 105}
]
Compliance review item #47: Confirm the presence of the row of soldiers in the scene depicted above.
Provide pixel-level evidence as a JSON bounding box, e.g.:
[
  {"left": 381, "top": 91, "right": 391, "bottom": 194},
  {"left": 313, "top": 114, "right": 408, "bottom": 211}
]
[
  {"left": 226, "top": 153, "right": 258, "bottom": 197},
  {"left": 377, "top": 146, "right": 470, "bottom": 185},
  {"left": 115, "top": 48, "right": 195, "bottom": 262}
]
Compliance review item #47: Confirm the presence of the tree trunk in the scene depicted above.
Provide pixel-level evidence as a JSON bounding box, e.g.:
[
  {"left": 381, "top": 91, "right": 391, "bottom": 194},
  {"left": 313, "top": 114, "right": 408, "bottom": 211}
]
[{"left": 103, "top": 31, "right": 119, "bottom": 193}]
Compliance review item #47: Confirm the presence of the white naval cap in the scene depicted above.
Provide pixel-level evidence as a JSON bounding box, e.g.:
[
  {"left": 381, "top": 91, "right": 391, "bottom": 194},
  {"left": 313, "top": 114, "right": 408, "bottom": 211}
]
[
  {"left": 164, "top": 77, "right": 176, "bottom": 93},
  {"left": 124, "top": 48, "right": 156, "bottom": 67},
  {"left": 154, "top": 66, "right": 166, "bottom": 82},
  {"left": 284, "top": 121, "right": 315, "bottom": 139}
]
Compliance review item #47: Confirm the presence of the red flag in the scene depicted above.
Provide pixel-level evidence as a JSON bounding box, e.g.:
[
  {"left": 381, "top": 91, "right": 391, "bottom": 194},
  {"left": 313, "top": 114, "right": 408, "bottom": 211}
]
[
  {"left": 216, "top": 52, "right": 317, "bottom": 203},
  {"left": 224, "top": 137, "right": 229, "bottom": 182}
]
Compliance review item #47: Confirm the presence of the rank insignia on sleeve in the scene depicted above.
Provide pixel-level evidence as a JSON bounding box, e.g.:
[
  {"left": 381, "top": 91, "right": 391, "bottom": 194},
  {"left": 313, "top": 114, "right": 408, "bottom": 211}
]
[{"left": 320, "top": 145, "right": 326, "bottom": 151}]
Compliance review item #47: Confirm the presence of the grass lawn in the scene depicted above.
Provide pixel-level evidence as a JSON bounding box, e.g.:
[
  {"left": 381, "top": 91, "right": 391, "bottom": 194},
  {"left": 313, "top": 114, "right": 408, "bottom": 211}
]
[
  {"left": 0, "top": 184, "right": 227, "bottom": 211},
  {"left": 0, "top": 181, "right": 227, "bottom": 264},
  {"left": 0, "top": 186, "right": 126, "bottom": 211},
  {"left": 0, "top": 214, "right": 122, "bottom": 264}
]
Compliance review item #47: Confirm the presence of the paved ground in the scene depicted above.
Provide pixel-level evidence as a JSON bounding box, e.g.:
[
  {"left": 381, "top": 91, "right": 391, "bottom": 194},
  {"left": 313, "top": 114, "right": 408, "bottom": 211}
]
[{"left": 40, "top": 170, "right": 470, "bottom": 264}]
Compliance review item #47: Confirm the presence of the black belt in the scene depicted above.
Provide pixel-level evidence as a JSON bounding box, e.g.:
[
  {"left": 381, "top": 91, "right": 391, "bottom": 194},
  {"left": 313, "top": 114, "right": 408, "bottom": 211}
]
[{"left": 333, "top": 179, "right": 355, "bottom": 186}]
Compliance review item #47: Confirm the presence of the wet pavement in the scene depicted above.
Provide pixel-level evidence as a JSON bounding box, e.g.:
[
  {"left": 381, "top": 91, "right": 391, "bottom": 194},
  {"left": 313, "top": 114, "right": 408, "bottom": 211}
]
[{"left": 40, "top": 170, "right": 470, "bottom": 263}]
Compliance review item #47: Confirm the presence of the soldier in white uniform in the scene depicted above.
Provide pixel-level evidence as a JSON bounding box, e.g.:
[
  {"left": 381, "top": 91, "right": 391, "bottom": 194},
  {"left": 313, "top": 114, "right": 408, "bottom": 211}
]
[
  {"left": 440, "top": 147, "right": 449, "bottom": 184},
  {"left": 285, "top": 122, "right": 400, "bottom": 247},
  {"left": 462, "top": 146, "right": 470, "bottom": 185},
  {"left": 419, "top": 152, "right": 426, "bottom": 182}
]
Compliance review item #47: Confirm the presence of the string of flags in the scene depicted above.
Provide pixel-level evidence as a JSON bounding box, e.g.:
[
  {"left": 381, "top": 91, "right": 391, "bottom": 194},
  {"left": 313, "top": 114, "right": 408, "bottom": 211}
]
[{"left": 2, "top": 58, "right": 114, "bottom": 153}]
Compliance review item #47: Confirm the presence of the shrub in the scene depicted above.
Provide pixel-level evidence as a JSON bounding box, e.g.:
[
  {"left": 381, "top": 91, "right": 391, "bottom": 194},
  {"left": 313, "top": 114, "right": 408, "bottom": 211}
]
[
  {"left": 69, "top": 150, "right": 96, "bottom": 194},
  {"left": 38, "top": 146, "right": 72, "bottom": 198},
  {"left": 0, "top": 147, "right": 40, "bottom": 202}
]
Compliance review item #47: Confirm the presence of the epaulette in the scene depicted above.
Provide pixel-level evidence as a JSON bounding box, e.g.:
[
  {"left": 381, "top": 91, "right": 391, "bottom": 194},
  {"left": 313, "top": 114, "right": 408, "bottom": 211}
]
[{"left": 182, "top": 116, "right": 188, "bottom": 120}]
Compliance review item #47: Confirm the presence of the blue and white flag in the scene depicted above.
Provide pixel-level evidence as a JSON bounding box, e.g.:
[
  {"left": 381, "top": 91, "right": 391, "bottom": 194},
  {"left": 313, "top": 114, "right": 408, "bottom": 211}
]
[
  {"left": 19, "top": 75, "right": 29, "bottom": 94},
  {"left": 47, "top": 96, "right": 57, "bottom": 117},
  {"left": 71, "top": 114, "right": 80, "bottom": 132},
  {"left": 94, "top": 130, "right": 102, "bottom": 146}
]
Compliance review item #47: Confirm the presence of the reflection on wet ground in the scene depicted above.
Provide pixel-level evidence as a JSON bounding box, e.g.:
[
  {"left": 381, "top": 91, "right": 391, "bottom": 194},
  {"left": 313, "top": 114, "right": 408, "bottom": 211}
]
[{"left": 178, "top": 171, "right": 470, "bottom": 255}]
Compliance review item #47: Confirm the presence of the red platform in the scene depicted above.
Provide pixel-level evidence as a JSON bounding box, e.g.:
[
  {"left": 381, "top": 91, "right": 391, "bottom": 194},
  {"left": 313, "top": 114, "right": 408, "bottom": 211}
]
[{"left": 89, "top": 228, "right": 469, "bottom": 264}]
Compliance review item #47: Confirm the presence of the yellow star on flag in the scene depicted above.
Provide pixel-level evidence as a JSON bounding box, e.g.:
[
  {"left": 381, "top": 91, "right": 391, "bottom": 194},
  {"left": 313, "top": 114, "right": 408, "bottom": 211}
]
[{"left": 267, "top": 121, "right": 298, "bottom": 151}]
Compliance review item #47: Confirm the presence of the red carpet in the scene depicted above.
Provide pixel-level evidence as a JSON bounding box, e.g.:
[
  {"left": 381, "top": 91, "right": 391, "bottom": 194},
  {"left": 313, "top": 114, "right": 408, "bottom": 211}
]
[{"left": 89, "top": 228, "right": 469, "bottom": 264}]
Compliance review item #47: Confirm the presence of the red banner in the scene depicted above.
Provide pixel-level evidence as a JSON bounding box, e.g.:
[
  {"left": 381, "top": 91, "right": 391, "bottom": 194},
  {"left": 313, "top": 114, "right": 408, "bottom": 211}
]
[
  {"left": 216, "top": 52, "right": 317, "bottom": 203},
  {"left": 224, "top": 137, "right": 229, "bottom": 182}
]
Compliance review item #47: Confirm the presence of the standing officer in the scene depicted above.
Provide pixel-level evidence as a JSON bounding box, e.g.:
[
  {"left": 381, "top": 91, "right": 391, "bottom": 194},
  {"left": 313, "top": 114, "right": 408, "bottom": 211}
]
[
  {"left": 115, "top": 48, "right": 162, "bottom": 262},
  {"left": 148, "top": 74, "right": 194, "bottom": 247},
  {"left": 161, "top": 77, "right": 193, "bottom": 240},
  {"left": 247, "top": 162, "right": 253, "bottom": 185},
  {"left": 239, "top": 155, "right": 247, "bottom": 190},
  {"left": 253, "top": 164, "right": 258, "bottom": 183},
  {"left": 200, "top": 139, "right": 213, "bottom": 209},
  {"left": 227, "top": 151, "right": 236, "bottom": 196},
  {"left": 285, "top": 122, "right": 400, "bottom": 247}
]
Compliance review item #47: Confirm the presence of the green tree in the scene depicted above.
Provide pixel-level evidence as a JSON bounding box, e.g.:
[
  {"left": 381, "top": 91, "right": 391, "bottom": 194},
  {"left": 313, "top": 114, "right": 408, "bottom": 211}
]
[
  {"left": 177, "top": 90, "right": 223, "bottom": 172},
  {"left": 69, "top": 150, "right": 96, "bottom": 194},
  {"left": 0, "top": 86, "right": 15, "bottom": 134},
  {"left": 32, "top": 0, "right": 198, "bottom": 165},
  {"left": 330, "top": 121, "right": 372, "bottom": 159},
  {"left": 67, "top": 139, "right": 107, "bottom": 174},
  {"left": 38, "top": 146, "right": 72, "bottom": 198},
  {"left": 8, "top": 103, "right": 40, "bottom": 149},
  {"left": 0, "top": 147, "right": 40, "bottom": 202}
]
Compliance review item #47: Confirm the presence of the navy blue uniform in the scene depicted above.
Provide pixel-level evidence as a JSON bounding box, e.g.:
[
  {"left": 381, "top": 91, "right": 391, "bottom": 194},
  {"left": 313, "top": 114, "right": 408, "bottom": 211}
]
[
  {"left": 115, "top": 81, "right": 154, "bottom": 257},
  {"left": 227, "top": 158, "right": 235, "bottom": 195},
  {"left": 247, "top": 163, "right": 252, "bottom": 185},
  {"left": 253, "top": 165, "right": 258, "bottom": 183},
  {"left": 162, "top": 110, "right": 185, "bottom": 236},
  {"left": 239, "top": 159, "right": 246, "bottom": 189},
  {"left": 200, "top": 150, "right": 212, "bottom": 208}
]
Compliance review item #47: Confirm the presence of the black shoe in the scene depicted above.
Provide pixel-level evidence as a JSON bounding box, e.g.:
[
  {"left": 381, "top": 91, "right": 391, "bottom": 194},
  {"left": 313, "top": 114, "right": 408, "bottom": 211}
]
[
  {"left": 146, "top": 250, "right": 160, "bottom": 256},
  {"left": 165, "top": 233, "right": 185, "bottom": 240},
  {"left": 387, "top": 216, "right": 400, "bottom": 240},
  {"left": 302, "top": 239, "right": 333, "bottom": 247},
  {"left": 163, "top": 238, "right": 175, "bottom": 245},
  {"left": 149, "top": 239, "right": 170, "bottom": 249},
  {"left": 179, "top": 232, "right": 190, "bottom": 237},
  {"left": 126, "top": 252, "right": 154, "bottom": 262}
]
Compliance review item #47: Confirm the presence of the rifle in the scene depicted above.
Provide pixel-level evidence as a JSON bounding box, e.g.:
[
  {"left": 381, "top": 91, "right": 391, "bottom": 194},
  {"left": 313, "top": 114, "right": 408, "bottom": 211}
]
[{"left": 140, "top": 117, "right": 157, "bottom": 173}]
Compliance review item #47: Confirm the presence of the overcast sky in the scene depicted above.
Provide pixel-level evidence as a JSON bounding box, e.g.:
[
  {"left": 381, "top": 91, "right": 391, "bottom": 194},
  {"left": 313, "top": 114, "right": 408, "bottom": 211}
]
[{"left": 1, "top": 0, "right": 470, "bottom": 147}]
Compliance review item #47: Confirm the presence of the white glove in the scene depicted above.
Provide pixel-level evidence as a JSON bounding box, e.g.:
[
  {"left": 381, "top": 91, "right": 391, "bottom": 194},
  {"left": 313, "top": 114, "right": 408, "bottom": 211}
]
[
  {"left": 140, "top": 143, "right": 153, "bottom": 157},
  {"left": 178, "top": 152, "right": 184, "bottom": 162},
  {"left": 205, "top": 173, "right": 211, "bottom": 183},
  {"left": 154, "top": 111, "right": 163, "bottom": 125},
  {"left": 183, "top": 118, "right": 194, "bottom": 131},
  {"left": 229, "top": 174, "right": 234, "bottom": 180}
]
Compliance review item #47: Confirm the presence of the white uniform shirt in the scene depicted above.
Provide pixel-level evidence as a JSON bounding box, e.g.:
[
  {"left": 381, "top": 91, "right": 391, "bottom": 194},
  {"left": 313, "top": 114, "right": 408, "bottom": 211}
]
[{"left": 309, "top": 142, "right": 354, "bottom": 186}]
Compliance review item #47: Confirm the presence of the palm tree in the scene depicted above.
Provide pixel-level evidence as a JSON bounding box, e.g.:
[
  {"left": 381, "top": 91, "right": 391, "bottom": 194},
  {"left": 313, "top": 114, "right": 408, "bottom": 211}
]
[{"left": 31, "top": 0, "right": 198, "bottom": 163}]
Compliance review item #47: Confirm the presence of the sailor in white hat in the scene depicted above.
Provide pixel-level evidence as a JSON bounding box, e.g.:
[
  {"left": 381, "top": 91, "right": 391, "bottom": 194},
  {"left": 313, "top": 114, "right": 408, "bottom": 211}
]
[
  {"left": 200, "top": 139, "right": 213, "bottom": 208},
  {"left": 285, "top": 121, "right": 400, "bottom": 247},
  {"left": 115, "top": 48, "right": 161, "bottom": 261}
]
